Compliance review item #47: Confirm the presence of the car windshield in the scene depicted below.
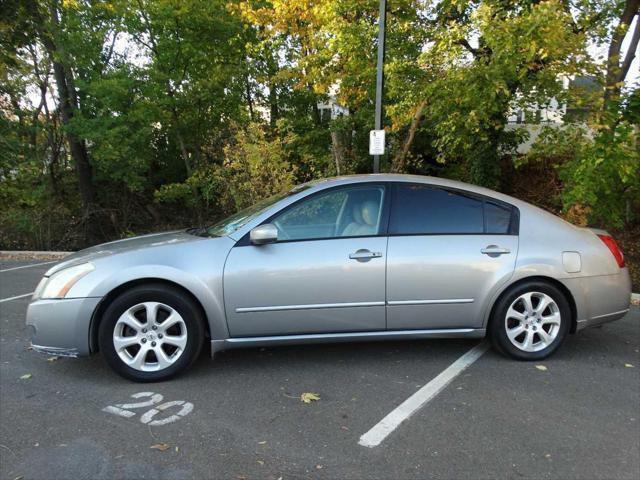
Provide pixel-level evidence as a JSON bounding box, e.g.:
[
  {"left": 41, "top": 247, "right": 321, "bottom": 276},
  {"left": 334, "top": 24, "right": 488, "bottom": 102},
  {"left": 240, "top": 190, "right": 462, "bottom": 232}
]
[{"left": 206, "top": 186, "right": 309, "bottom": 237}]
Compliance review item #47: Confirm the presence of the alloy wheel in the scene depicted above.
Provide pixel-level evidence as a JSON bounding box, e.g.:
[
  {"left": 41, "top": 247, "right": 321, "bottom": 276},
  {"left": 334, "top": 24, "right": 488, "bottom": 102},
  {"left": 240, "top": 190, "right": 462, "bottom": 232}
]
[
  {"left": 504, "top": 292, "right": 561, "bottom": 353},
  {"left": 113, "top": 302, "right": 188, "bottom": 372}
]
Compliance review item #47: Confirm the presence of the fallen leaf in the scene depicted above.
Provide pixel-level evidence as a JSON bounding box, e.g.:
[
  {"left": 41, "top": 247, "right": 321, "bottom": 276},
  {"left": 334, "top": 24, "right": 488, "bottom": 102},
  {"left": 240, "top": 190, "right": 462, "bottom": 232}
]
[
  {"left": 624, "top": 363, "right": 634, "bottom": 368},
  {"left": 257, "top": 460, "right": 264, "bottom": 466},
  {"left": 19, "top": 374, "right": 32, "bottom": 380},
  {"left": 300, "top": 392, "right": 320, "bottom": 403},
  {"left": 150, "top": 443, "right": 170, "bottom": 451},
  {"left": 535, "top": 365, "right": 548, "bottom": 371},
  {"left": 46, "top": 357, "right": 59, "bottom": 363}
]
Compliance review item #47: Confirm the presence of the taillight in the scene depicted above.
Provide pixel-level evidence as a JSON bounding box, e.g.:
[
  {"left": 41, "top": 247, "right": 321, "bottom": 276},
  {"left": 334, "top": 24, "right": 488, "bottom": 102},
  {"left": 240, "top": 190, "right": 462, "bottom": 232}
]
[{"left": 597, "top": 234, "right": 625, "bottom": 268}]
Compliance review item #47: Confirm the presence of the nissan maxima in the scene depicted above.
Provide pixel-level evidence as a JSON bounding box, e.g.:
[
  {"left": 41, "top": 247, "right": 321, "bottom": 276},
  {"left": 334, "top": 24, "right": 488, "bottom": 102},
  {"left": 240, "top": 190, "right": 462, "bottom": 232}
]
[{"left": 26, "top": 174, "right": 631, "bottom": 381}]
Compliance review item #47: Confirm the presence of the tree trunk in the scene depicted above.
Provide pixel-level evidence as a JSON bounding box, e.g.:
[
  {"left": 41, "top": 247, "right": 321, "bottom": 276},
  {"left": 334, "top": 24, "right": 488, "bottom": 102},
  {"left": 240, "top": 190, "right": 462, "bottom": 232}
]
[
  {"left": 245, "top": 72, "right": 255, "bottom": 122},
  {"left": 49, "top": 54, "right": 96, "bottom": 209},
  {"left": 38, "top": 1, "right": 99, "bottom": 243},
  {"left": 172, "top": 114, "right": 192, "bottom": 177},
  {"left": 391, "top": 100, "right": 427, "bottom": 173},
  {"left": 268, "top": 82, "right": 279, "bottom": 129},
  {"left": 311, "top": 88, "right": 322, "bottom": 126},
  {"left": 604, "top": 0, "right": 639, "bottom": 106},
  {"left": 29, "top": 77, "right": 46, "bottom": 149},
  {"left": 470, "top": 124, "right": 502, "bottom": 189},
  {"left": 331, "top": 130, "right": 344, "bottom": 175}
]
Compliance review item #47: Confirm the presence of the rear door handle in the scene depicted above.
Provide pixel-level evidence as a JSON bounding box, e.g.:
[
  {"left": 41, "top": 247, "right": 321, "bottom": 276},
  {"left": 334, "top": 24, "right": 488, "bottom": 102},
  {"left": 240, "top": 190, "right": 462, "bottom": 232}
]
[
  {"left": 349, "top": 249, "right": 383, "bottom": 261},
  {"left": 481, "top": 245, "right": 511, "bottom": 257}
]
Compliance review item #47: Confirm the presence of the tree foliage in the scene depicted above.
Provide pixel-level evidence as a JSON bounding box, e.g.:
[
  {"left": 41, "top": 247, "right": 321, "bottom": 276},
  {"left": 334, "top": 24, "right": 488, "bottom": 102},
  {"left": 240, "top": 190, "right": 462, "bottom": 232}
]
[
  {"left": 0, "top": 0, "right": 638, "bottom": 251},
  {"left": 526, "top": 89, "right": 640, "bottom": 228}
]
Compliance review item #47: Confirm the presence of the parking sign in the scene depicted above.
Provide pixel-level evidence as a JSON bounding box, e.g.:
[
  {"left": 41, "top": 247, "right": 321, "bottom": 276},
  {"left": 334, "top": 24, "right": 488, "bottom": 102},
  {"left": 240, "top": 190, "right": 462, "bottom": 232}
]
[{"left": 369, "top": 129, "right": 385, "bottom": 155}]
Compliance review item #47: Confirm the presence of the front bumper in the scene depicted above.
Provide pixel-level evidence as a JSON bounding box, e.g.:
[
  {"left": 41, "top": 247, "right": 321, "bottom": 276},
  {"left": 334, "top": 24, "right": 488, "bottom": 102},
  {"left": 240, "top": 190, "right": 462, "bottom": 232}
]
[
  {"left": 30, "top": 344, "right": 81, "bottom": 358},
  {"left": 26, "top": 297, "right": 102, "bottom": 357}
]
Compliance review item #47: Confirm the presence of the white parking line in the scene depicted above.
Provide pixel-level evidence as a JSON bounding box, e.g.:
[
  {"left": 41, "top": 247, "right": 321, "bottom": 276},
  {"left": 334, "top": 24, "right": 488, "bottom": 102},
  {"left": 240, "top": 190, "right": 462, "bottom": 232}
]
[
  {"left": 0, "top": 261, "right": 56, "bottom": 273},
  {"left": 0, "top": 292, "right": 34, "bottom": 303},
  {"left": 358, "top": 342, "right": 489, "bottom": 448}
]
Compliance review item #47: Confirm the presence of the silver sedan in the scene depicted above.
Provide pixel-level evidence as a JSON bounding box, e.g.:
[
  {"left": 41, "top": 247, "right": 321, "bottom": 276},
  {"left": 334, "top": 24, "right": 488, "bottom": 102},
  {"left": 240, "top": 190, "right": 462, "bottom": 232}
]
[{"left": 26, "top": 174, "right": 632, "bottom": 381}]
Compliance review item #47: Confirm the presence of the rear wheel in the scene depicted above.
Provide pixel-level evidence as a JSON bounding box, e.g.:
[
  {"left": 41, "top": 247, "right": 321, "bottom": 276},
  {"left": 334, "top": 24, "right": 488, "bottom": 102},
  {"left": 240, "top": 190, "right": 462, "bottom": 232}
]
[
  {"left": 490, "top": 281, "right": 570, "bottom": 360},
  {"left": 99, "top": 284, "right": 204, "bottom": 382}
]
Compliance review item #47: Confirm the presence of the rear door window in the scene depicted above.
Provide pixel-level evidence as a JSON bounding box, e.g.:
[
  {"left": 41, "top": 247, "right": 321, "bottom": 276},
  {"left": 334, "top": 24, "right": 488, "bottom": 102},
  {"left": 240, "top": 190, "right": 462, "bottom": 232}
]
[
  {"left": 485, "top": 201, "right": 513, "bottom": 234},
  {"left": 390, "top": 184, "right": 484, "bottom": 234},
  {"left": 389, "top": 184, "right": 516, "bottom": 235}
]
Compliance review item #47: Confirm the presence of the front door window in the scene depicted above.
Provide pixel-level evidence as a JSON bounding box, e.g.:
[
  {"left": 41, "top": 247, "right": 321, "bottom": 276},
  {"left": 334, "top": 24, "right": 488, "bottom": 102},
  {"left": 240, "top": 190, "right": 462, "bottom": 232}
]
[{"left": 272, "top": 186, "right": 385, "bottom": 241}]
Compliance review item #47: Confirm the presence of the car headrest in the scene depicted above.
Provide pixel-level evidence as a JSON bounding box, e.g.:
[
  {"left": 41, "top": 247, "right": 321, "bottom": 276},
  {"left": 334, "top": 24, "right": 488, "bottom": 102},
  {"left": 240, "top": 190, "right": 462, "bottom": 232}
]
[
  {"left": 361, "top": 200, "right": 379, "bottom": 226},
  {"left": 352, "top": 203, "right": 364, "bottom": 224}
]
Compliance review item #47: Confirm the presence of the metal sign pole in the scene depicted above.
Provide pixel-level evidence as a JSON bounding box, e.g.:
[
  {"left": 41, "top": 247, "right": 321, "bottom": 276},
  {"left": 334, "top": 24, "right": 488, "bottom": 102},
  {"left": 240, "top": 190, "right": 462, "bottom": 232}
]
[{"left": 373, "top": 0, "right": 387, "bottom": 173}]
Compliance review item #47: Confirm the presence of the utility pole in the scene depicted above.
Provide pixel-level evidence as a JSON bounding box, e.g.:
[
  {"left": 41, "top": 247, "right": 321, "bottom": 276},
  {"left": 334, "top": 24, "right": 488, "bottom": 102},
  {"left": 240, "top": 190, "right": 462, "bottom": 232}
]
[{"left": 371, "top": 0, "right": 387, "bottom": 173}]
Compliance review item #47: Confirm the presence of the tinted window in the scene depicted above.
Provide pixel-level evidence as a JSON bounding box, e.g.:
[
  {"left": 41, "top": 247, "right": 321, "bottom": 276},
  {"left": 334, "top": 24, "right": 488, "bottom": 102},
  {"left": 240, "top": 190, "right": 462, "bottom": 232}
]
[
  {"left": 273, "top": 186, "right": 385, "bottom": 241},
  {"left": 390, "top": 184, "right": 483, "bottom": 234},
  {"left": 485, "top": 201, "right": 513, "bottom": 234}
]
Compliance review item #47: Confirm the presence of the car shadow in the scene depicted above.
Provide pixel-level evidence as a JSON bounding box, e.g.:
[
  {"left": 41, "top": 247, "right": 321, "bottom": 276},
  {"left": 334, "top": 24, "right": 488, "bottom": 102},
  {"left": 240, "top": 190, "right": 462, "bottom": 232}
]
[{"left": 186, "top": 337, "right": 481, "bottom": 377}]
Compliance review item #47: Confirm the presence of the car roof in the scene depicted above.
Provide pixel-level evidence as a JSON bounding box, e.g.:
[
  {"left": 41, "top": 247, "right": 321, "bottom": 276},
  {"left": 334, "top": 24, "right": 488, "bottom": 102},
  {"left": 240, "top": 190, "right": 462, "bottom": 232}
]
[
  {"left": 229, "top": 173, "right": 575, "bottom": 240},
  {"left": 303, "top": 174, "right": 521, "bottom": 206}
]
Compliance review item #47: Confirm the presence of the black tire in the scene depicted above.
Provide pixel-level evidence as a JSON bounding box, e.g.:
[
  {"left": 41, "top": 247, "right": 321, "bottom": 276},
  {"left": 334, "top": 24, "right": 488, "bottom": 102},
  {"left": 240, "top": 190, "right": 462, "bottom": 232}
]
[
  {"left": 98, "top": 284, "right": 205, "bottom": 382},
  {"left": 489, "top": 281, "right": 571, "bottom": 361}
]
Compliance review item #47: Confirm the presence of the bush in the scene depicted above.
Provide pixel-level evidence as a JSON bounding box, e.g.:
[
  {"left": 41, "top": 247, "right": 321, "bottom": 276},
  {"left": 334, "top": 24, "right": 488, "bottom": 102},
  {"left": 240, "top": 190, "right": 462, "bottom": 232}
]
[
  {"left": 524, "top": 122, "right": 639, "bottom": 229},
  {"left": 155, "top": 123, "right": 297, "bottom": 222}
]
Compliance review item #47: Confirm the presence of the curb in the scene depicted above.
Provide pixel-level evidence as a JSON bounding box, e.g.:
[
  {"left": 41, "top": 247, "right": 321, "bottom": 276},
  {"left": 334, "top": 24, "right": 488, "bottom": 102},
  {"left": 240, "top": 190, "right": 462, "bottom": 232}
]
[{"left": 0, "top": 251, "right": 71, "bottom": 260}]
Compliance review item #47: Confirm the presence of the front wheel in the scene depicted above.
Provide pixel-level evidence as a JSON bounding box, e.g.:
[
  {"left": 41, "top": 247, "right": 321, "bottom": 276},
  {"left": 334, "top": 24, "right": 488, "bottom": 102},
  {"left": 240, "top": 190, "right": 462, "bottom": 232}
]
[
  {"left": 98, "top": 284, "right": 205, "bottom": 382},
  {"left": 489, "top": 281, "right": 570, "bottom": 360}
]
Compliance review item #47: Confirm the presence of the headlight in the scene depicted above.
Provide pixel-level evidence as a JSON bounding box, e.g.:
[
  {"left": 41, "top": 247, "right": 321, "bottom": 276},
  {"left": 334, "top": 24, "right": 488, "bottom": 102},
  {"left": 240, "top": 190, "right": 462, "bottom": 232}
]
[{"left": 36, "top": 263, "right": 95, "bottom": 299}]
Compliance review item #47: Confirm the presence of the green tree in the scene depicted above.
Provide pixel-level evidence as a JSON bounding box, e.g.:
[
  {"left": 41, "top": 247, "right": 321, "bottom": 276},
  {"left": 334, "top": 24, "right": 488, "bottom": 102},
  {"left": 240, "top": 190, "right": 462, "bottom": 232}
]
[{"left": 393, "top": 0, "right": 608, "bottom": 187}]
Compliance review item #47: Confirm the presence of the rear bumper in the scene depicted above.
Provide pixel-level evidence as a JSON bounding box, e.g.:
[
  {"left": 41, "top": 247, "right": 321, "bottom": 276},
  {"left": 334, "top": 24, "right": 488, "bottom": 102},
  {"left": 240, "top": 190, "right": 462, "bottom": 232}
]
[
  {"left": 25, "top": 297, "right": 101, "bottom": 357},
  {"left": 577, "top": 308, "right": 630, "bottom": 330},
  {"left": 563, "top": 268, "right": 632, "bottom": 331}
]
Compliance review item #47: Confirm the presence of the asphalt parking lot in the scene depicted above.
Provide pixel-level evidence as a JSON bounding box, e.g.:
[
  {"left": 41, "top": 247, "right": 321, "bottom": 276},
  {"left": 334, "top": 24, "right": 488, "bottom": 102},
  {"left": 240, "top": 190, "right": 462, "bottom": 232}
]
[{"left": 1, "top": 259, "right": 639, "bottom": 480}]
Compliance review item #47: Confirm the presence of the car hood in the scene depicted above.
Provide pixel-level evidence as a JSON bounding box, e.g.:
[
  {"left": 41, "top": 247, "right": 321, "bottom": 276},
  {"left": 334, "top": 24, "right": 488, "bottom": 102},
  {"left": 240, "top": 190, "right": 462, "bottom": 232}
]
[{"left": 45, "top": 230, "right": 206, "bottom": 276}]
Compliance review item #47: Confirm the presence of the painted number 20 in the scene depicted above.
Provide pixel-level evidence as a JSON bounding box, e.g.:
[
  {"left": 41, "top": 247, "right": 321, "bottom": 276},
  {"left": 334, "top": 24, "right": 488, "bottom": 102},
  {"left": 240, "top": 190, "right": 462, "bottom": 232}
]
[{"left": 103, "top": 392, "right": 194, "bottom": 426}]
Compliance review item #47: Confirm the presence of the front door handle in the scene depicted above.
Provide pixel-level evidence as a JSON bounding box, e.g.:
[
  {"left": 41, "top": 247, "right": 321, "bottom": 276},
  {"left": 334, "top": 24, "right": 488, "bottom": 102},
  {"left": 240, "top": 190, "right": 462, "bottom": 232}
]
[
  {"left": 349, "top": 249, "right": 383, "bottom": 261},
  {"left": 481, "top": 245, "right": 511, "bottom": 257}
]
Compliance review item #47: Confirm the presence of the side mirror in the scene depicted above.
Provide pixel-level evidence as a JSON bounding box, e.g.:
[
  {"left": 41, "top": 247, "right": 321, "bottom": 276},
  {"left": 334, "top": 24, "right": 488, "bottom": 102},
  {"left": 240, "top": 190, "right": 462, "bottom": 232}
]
[{"left": 250, "top": 223, "right": 278, "bottom": 245}]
